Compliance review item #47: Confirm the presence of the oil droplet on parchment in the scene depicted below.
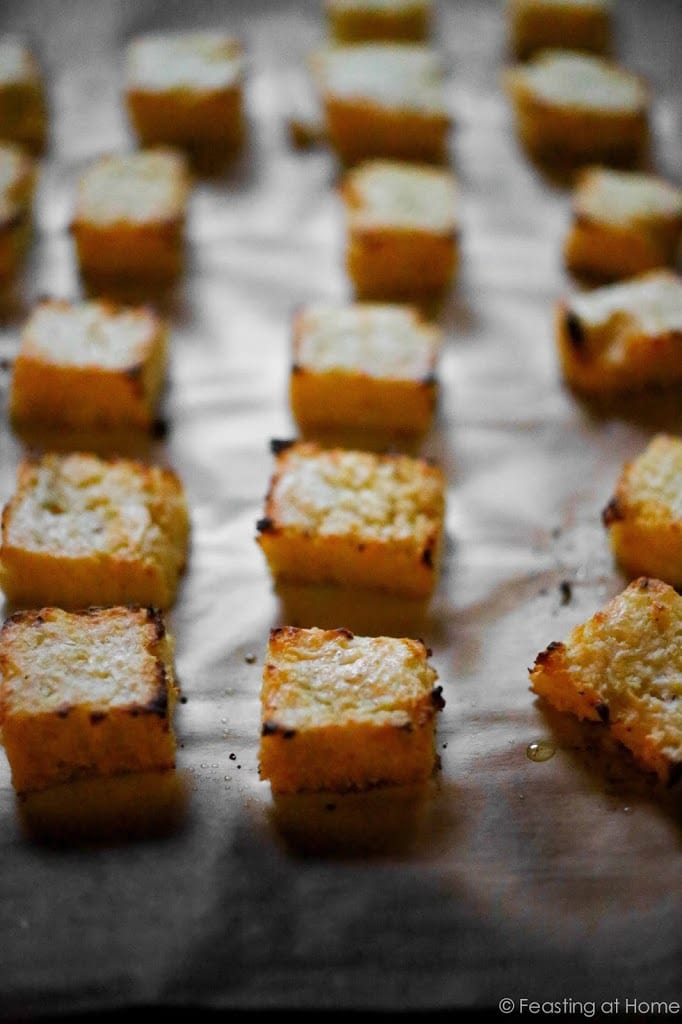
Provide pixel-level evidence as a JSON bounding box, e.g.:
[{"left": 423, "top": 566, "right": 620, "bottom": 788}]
[{"left": 526, "top": 740, "right": 556, "bottom": 763}]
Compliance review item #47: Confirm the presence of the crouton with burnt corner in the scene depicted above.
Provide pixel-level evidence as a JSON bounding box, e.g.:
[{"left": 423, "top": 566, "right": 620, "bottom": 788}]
[
  {"left": 256, "top": 440, "right": 445, "bottom": 601},
  {"left": 530, "top": 577, "right": 682, "bottom": 784},
  {"left": 0, "top": 451, "right": 189, "bottom": 610},
  {"left": 556, "top": 270, "right": 682, "bottom": 396},
  {"left": 259, "top": 625, "right": 444, "bottom": 794},
  {"left": 0, "top": 605, "right": 179, "bottom": 795},
  {"left": 603, "top": 434, "right": 682, "bottom": 587}
]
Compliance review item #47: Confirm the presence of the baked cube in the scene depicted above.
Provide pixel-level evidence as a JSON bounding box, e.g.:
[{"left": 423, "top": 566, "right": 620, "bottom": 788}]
[
  {"left": 343, "top": 159, "right": 459, "bottom": 302},
  {"left": 259, "top": 625, "right": 444, "bottom": 793},
  {"left": 290, "top": 302, "right": 441, "bottom": 437},
  {"left": 602, "top": 434, "right": 682, "bottom": 587},
  {"left": 505, "top": 50, "right": 650, "bottom": 169},
  {"left": 507, "top": 0, "right": 612, "bottom": 61},
  {"left": 564, "top": 167, "right": 682, "bottom": 282},
  {"left": 556, "top": 270, "right": 682, "bottom": 395},
  {"left": 125, "top": 32, "right": 245, "bottom": 162},
  {"left": 70, "top": 148, "right": 190, "bottom": 283},
  {"left": 256, "top": 440, "right": 445, "bottom": 600},
  {"left": 9, "top": 298, "right": 168, "bottom": 430},
  {"left": 0, "top": 36, "right": 47, "bottom": 153},
  {"left": 313, "top": 43, "right": 450, "bottom": 165},
  {"left": 0, "top": 605, "right": 178, "bottom": 794},
  {"left": 326, "top": 0, "right": 432, "bottom": 43},
  {"left": 0, "top": 140, "right": 36, "bottom": 280},
  {"left": 0, "top": 452, "right": 189, "bottom": 610},
  {"left": 529, "top": 577, "right": 682, "bottom": 783}
]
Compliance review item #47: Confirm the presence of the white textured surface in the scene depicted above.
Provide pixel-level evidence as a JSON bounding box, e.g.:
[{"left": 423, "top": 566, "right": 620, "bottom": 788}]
[
  {"left": 575, "top": 168, "right": 682, "bottom": 224},
  {"left": 23, "top": 300, "right": 157, "bottom": 368},
  {"left": 296, "top": 303, "right": 438, "bottom": 377},
  {"left": 126, "top": 32, "right": 242, "bottom": 91},
  {"left": 316, "top": 43, "right": 446, "bottom": 111},
  {"left": 514, "top": 51, "right": 648, "bottom": 110},
  {"left": 569, "top": 270, "right": 682, "bottom": 334},
  {"left": 349, "top": 160, "right": 458, "bottom": 229}
]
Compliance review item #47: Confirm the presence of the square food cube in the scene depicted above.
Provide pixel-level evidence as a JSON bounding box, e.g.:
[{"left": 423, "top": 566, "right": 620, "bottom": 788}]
[
  {"left": 9, "top": 297, "right": 168, "bottom": 430},
  {"left": 507, "top": 0, "right": 612, "bottom": 60},
  {"left": 326, "top": 0, "right": 432, "bottom": 43},
  {"left": 256, "top": 440, "right": 445, "bottom": 600},
  {"left": 564, "top": 167, "right": 682, "bottom": 282},
  {"left": 505, "top": 50, "right": 650, "bottom": 169},
  {"left": 0, "top": 452, "right": 189, "bottom": 610},
  {"left": 556, "top": 269, "right": 682, "bottom": 395},
  {"left": 529, "top": 577, "right": 682, "bottom": 784},
  {"left": 343, "top": 159, "right": 458, "bottom": 302},
  {"left": 70, "top": 148, "right": 190, "bottom": 283},
  {"left": 290, "top": 302, "right": 441, "bottom": 437},
  {"left": 603, "top": 434, "right": 682, "bottom": 587},
  {"left": 125, "top": 32, "right": 245, "bottom": 160},
  {"left": 0, "top": 36, "right": 47, "bottom": 153},
  {"left": 313, "top": 43, "right": 450, "bottom": 165},
  {"left": 0, "top": 605, "right": 178, "bottom": 794},
  {"left": 259, "top": 625, "right": 444, "bottom": 793}
]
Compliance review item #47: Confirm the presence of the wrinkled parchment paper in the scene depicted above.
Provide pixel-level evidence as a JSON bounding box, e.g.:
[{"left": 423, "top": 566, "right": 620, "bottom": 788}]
[{"left": 0, "top": 0, "right": 681, "bottom": 1015}]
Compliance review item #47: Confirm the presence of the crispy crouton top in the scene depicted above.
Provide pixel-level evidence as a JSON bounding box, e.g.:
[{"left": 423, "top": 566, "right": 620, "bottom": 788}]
[
  {"left": 21, "top": 299, "right": 161, "bottom": 369},
  {"left": 512, "top": 51, "right": 647, "bottom": 111},
  {"left": 574, "top": 168, "right": 682, "bottom": 226},
  {"left": 267, "top": 442, "right": 444, "bottom": 543},
  {"left": 3, "top": 453, "right": 186, "bottom": 562},
  {"left": 539, "top": 578, "right": 682, "bottom": 761},
  {"left": 568, "top": 270, "right": 682, "bottom": 335},
  {"left": 294, "top": 303, "right": 440, "bottom": 378},
  {"left": 346, "top": 160, "right": 458, "bottom": 231},
  {"left": 262, "top": 625, "right": 440, "bottom": 730},
  {"left": 75, "top": 150, "right": 189, "bottom": 225},
  {"left": 127, "top": 32, "right": 242, "bottom": 91},
  {"left": 0, "top": 606, "right": 172, "bottom": 717},
  {"left": 316, "top": 43, "right": 446, "bottom": 112}
]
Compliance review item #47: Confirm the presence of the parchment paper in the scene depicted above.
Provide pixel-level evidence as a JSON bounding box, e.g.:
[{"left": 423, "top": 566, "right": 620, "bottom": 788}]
[{"left": 0, "top": 0, "right": 681, "bottom": 1016}]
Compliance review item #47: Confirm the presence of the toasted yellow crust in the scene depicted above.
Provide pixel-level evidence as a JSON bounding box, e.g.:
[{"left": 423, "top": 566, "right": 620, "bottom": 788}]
[
  {"left": 564, "top": 168, "right": 682, "bottom": 281},
  {"left": 125, "top": 33, "right": 244, "bottom": 160},
  {"left": 0, "top": 605, "right": 178, "bottom": 794},
  {"left": 70, "top": 149, "right": 190, "bottom": 282},
  {"left": 504, "top": 51, "right": 650, "bottom": 169},
  {"left": 507, "top": 0, "right": 611, "bottom": 60},
  {"left": 0, "top": 141, "right": 36, "bottom": 279},
  {"left": 343, "top": 159, "right": 458, "bottom": 301},
  {"left": 256, "top": 440, "right": 445, "bottom": 600},
  {"left": 326, "top": 1, "right": 432, "bottom": 43},
  {"left": 603, "top": 435, "right": 682, "bottom": 587},
  {"left": 315, "top": 44, "right": 450, "bottom": 165},
  {"left": 259, "top": 625, "right": 444, "bottom": 793},
  {"left": 290, "top": 303, "right": 440, "bottom": 436},
  {"left": 0, "top": 453, "right": 189, "bottom": 610},
  {"left": 0, "top": 38, "right": 47, "bottom": 153},
  {"left": 556, "top": 270, "right": 682, "bottom": 395},
  {"left": 9, "top": 298, "right": 168, "bottom": 430},
  {"left": 529, "top": 577, "right": 682, "bottom": 783}
]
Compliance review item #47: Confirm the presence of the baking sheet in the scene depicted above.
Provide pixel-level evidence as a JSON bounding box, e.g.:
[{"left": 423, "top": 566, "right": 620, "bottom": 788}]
[{"left": 0, "top": 0, "right": 681, "bottom": 1015}]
